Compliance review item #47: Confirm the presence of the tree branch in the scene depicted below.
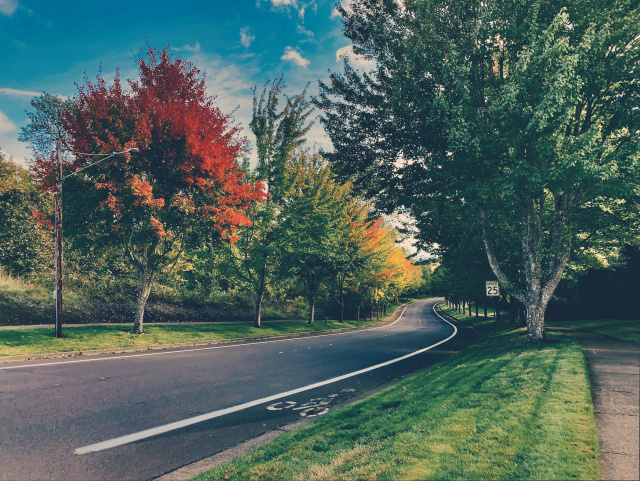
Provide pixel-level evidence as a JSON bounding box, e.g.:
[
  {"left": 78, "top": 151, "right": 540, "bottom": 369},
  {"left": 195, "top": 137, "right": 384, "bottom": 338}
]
[{"left": 479, "top": 206, "right": 524, "bottom": 303}]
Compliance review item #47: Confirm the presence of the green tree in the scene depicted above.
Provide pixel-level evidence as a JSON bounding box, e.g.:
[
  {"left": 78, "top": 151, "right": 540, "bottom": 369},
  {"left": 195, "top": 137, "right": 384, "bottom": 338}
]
[
  {"left": 279, "top": 154, "right": 351, "bottom": 324},
  {"left": 0, "top": 152, "right": 52, "bottom": 277},
  {"left": 225, "top": 77, "right": 315, "bottom": 327},
  {"left": 329, "top": 199, "right": 371, "bottom": 322},
  {"left": 19, "top": 93, "right": 75, "bottom": 156},
  {"left": 318, "top": 0, "right": 640, "bottom": 342}
]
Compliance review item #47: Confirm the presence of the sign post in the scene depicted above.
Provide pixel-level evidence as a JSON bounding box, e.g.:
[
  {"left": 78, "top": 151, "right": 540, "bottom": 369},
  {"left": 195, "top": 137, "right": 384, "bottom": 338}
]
[{"left": 486, "top": 281, "right": 500, "bottom": 321}]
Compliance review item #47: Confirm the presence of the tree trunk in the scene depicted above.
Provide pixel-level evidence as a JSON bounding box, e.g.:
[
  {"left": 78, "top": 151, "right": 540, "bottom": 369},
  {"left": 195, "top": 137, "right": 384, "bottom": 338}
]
[
  {"left": 525, "top": 301, "right": 546, "bottom": 342},
  {"left": 468, "top": 302, "right": 471, "bottom": 316},
  {"left": 254, "top": 289, "right": 264, "bottom": 329},
  {"left": 475, "top": 303, "right": 478, "bottom": 318},
  {"left": 254, "top": 264, "right": 267, "bottom": 328},
  {"left": 133, "top": 267, "right": 155, "bottom": 334},
  {"left": 339, "top": 286, "right": 344, "bottom": 323},
  {"left": 479, "top": 199, "right": 574, "bottom": 343},
  {"left": 483, "top": 302, "right": 487, "bottom": 318},
  {"left": 519, "top": 304, "right": 527, "bottom": 328},
  {"left": 308, "top": 295, "right": 315, "bottom": 324},
  {"left": 357, "top": 304, "right": 360, "bottom": 322},
  {"left": 509, "top": 297, "right": 517, "bottom": 325}
]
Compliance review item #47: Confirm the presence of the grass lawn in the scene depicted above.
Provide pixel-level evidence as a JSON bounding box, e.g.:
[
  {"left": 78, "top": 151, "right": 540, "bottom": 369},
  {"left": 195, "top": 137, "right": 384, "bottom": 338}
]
[
  {"left": 548, "top": 318, "right": 640, "bottom": 344},
  {"left": 192, "top": 304, "right": 600, "bottom": 481},
  {"left": 0, "top": 305, "right": 405, "bottom": 358}
]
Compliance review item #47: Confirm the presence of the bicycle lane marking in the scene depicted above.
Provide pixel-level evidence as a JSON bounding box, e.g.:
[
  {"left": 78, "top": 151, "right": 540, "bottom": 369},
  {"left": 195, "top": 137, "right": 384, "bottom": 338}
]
[{"left": 75, "top": 302, "right": 456, "bottom": 455}]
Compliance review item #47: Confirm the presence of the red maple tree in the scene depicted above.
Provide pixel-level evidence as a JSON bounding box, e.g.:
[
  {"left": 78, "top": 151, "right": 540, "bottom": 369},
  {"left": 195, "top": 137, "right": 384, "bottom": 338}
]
[{"left": 36, "top": 47, "right": 264, "bottom": 333}]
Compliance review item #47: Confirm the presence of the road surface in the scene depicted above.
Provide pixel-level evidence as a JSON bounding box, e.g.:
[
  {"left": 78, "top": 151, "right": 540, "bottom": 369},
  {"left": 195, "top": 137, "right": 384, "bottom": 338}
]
[{"left": 0, "top": 299, "right": 475, "bottom": 480}]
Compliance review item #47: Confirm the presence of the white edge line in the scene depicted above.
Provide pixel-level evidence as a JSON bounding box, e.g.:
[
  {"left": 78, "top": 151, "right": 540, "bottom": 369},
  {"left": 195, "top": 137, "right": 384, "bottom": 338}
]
[
  {"left": 1, "top": 302, "right": 416, "bottom": 371},
  {"left": 75, "top": 301, "right": 456, "bottom": 455}
]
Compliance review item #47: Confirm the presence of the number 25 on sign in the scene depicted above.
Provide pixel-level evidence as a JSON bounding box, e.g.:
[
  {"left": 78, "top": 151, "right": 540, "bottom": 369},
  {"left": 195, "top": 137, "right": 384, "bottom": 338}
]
[{"left": 486, "top": 281, "right": 500, "bottom": 297}]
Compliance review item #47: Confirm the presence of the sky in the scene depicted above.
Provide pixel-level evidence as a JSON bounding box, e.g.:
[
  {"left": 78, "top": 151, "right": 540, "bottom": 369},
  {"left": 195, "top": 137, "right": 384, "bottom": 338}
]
[
  {"left": 0, "top": 0, "right": 424, "bottom": 254},
  {"left": 0, "top": 0, "right": 371, "bottom": 166}
]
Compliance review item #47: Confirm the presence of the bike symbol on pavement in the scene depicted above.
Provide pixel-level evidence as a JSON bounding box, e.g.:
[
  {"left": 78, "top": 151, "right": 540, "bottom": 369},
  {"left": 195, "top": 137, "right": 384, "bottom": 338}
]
[{"left": 267, "top": 394, "right": 338, "bottom": 417}]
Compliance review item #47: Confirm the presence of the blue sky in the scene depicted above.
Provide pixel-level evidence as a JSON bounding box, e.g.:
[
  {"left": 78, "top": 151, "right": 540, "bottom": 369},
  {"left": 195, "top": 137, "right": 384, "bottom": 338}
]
[{"left": 0, "top": 0, "right": 370, "bottom": 166}]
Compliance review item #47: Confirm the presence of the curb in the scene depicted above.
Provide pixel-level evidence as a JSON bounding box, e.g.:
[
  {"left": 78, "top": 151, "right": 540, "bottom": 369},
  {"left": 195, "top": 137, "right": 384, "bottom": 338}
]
[
  {"left": 1, "top": 303, "right": 410, "bottom": 365},
  {"left": 434, "top": 303, "right": 482, "bottom": 339}
]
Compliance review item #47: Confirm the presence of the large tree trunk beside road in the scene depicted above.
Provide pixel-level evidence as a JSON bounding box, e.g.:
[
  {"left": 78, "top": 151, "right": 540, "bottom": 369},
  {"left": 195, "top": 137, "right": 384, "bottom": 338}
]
[{"left": 480, "top": 197, "right": 573, "bottom": 343}]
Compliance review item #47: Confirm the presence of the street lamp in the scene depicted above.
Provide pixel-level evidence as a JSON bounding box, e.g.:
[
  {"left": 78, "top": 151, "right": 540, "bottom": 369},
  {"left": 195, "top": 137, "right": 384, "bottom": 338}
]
[{"left": 54, "top": 139, "right": 138, "bottom": 338}]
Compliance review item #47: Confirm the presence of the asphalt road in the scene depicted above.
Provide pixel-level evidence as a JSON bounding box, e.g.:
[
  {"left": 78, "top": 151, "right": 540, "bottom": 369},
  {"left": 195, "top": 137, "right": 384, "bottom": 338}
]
[{"left": 0, "top": 299, "right": 476, "bottom": 481}]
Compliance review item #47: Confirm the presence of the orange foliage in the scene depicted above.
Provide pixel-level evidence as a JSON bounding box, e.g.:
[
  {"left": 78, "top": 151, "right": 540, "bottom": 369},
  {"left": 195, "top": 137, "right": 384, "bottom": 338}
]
[{"left": 32, "top": 210, "right": 53, "bottom": 231}]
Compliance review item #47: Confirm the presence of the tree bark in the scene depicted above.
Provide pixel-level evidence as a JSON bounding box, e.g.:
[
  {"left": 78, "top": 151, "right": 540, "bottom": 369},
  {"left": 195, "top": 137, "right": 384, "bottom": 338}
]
[
  {"left": 254, "top": 264, "right": 267, "bottom": 328},
  {"left": 479, "top": 202, "right": 573, "bottom": 343},
  {"left": 308, "top": 296, "right": 315, "bottom": 325},
  {"left": 133, "top": 266, "right": 154, "bottom": 334},
  {"left": 525, "top": 301, "right": 546, "bottom": 342},
  {"left": 254, "top": 288, "right": 264, "bottom": 329},
  {"left": 338, "top": 280, "right": 345, "bottom": 323}
]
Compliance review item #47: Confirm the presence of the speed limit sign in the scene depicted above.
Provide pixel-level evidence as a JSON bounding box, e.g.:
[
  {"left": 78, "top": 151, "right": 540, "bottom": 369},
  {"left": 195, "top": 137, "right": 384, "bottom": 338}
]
[{"left": 486, "top": 281, "right": 500, "bottom": 297}]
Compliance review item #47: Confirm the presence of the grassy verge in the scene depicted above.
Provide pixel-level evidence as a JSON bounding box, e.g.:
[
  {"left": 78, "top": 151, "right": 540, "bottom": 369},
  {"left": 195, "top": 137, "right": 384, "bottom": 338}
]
[
  {"left": 0, "top": 303, "right": 407, "bottom": 358},
  {"left": 192, "top": 304, "right": 600, "bottom": 481},
  {"left": 548, "top": 318, "right": 640, "bottom": 344}
]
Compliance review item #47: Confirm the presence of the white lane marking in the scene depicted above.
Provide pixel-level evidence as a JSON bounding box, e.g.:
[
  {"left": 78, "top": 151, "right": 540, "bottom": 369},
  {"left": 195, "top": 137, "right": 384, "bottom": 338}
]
[
  {"left": 75, "top": 302, "right": 456, "bottom": 455},
  {"left": 1, "top": 303, "right": 419, "bottom": 371}
]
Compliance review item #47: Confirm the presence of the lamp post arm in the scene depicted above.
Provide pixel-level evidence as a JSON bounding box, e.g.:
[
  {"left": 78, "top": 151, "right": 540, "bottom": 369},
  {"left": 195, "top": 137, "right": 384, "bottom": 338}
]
[{"left": 62, "top": 148, "right": 138, "bottom": 181}]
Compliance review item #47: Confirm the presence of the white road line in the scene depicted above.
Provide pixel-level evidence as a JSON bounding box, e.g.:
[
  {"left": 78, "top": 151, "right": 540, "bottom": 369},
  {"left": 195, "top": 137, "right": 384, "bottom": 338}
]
[
  {"left": 1, "top": 302, "right": 419, "bottom": 371},
  {"left": 75, "top": 302, "right": 456, "bottom": 455}
]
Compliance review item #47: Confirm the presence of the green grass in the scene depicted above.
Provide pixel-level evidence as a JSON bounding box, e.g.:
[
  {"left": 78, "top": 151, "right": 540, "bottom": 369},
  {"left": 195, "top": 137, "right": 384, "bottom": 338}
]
[
  {"left": 549, "top": 318, "right": 640, "bottom": 344},
  {"left": 192, "top": 304, "right": 600, "bottom": 481},
  {"left": 0, "top": 305, "right": 405, "bottom": 357}
]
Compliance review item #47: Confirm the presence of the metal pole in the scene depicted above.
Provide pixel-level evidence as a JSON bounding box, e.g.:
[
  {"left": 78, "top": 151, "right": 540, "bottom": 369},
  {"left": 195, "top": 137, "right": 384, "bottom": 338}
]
[{"left": 54, "top": 139, "right": 63, "bottom": 338}]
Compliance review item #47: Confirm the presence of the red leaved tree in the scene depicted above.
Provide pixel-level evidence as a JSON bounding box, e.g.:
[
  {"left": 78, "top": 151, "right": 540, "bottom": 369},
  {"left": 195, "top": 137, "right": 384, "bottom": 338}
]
[{"left": 35, "top": 47, "right": 264, "bottom": 333}]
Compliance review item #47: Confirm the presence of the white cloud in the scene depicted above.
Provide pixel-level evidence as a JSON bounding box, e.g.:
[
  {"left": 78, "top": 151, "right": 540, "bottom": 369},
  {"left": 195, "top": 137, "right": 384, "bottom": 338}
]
[
  {"left": 0, "top": 110, "right": 17, "bottom": 134},
  {"left": 0, "top": 139, "right": 32, "bottom": 167},
  {"left": 0, "top": 87, "right": 41, "bottom": 97},
  {"left": 240, "top": 27, "right": 255, "bottom": 48},
  {"left": 173, "top": 42, "right": 201, "bottom": 52},
  {"left": 297, "top": 24, "right": 314, "bottom": 37},
  {"left": 262, "top": 0, "right": 308, "bottom": 21},
  {"left": 281, "top": 46, "right": 310, "bottom": 68},
  {"left": 196, "top": 56, "right": 254, "bottom": 121},
  {"left": 331, "top": 1, "right": 354, "bottom": 19},
  {"left": 336, "top": 45, "right": 376, "bottom": 70},
  {"left": 0, "top": 0, "right": 18, "bottom": 16}
]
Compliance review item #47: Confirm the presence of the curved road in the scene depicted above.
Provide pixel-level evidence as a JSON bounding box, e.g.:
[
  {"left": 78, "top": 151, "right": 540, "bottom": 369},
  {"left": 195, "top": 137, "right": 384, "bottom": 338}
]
[{"left": 0, "top": 299, "right": 475, "bottom": 481}]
